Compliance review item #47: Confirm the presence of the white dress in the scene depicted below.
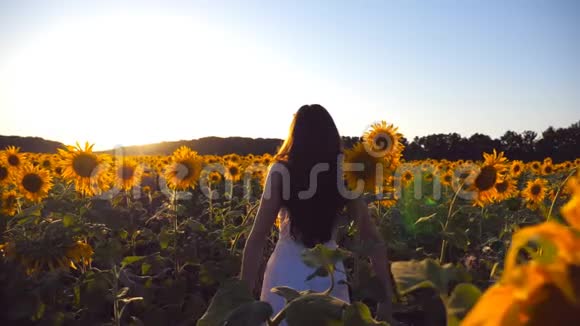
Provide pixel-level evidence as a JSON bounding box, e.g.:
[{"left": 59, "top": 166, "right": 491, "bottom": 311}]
[{"left": 260, "top": 208, "right": 350, "bottom": 322}]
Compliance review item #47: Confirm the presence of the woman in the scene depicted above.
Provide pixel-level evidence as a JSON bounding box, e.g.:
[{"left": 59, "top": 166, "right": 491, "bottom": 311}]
[{"left": 240, "top": 104, "right": 395, "bottom": 324}]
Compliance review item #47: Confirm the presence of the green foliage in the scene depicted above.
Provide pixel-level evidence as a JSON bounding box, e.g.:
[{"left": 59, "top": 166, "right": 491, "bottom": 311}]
[
  {"left": 391, "top": 259, "right": 470, "bottom": 295},
  {"left": 446, "top": 283, "right": 481, "bottom": 324},
  {"left": 283, "top": 293, "right": 348, "bottom": 326},
  {"left": 197, "top": 279, "right": 267, "bottom": 326},
  {"left": 343, "top": 302, "right": 389, "bottom": 326},
  {"left": 1, "top": 158, "right": 574, "bottom": 325}
]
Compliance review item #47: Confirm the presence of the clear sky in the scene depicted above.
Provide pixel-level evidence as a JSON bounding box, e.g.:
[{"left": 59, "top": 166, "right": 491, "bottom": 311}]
[{"left": 1, "top": 0, "right": 579, "bottom": 150}]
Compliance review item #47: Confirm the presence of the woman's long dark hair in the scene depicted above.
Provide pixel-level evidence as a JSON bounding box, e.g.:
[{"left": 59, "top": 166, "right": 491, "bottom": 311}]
[{"left": 275, "top": 104, "right": 346, "bottom": 248}]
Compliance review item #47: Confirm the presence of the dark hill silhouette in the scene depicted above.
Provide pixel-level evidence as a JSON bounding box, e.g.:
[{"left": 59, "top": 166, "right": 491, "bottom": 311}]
[
  {"left": 1, "top": 121, "right": 578, "bottom": 162},
  {"left": 0, "top": 135, "right": 360, "bottom": 156},
  {"left": 105, "top": 137, "right": 283, "bottom": 156},
  {"left": 103, "top": 136, "right": 361, "bottom": 156},
  {"left": 0, "top": 136, "right": 65, "bottom": 153}
]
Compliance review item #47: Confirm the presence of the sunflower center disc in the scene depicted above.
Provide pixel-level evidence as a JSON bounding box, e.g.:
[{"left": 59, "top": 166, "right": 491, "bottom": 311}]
[
  {"left": 474, "top": 166, "right": 497, "bottom": 191},
  {"left": 8, "top": 155, "right": 20, "bottom": 166},
  {"left": 175, "top": 162, "right": 193, "bottom": 180},
  {"left": 496, "top": 181, "right": 508, "bottom": 193},
  {"left": 531, "top": 185, "right": 541, "bottom": 196},
  {"left": 73, "top": 154, "right": 98, "bottom": 178},
  {"left": 0, "top": 166, "right": 8, "bottom": 180},
  {"left": 22, "top": 174, "right": 43, "bottom": 193},
  {"left": 120, "top": 166, "right": 135, "bottom": 180}
]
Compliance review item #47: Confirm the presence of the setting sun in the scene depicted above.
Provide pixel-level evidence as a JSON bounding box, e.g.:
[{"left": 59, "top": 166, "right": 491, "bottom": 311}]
[{"left": 0, "top": 13, "right": 371, "bottom": 150}]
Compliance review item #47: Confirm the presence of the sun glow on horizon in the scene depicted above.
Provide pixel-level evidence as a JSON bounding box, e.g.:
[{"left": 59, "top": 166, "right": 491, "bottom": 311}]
[{"left": 0, "top": 13, "right": 382, "bottom": 151}]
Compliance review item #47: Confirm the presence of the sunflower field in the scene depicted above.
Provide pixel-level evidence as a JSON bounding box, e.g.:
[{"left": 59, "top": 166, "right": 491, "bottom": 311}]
[{"left": 0, "top": 122, "right": 579, "bottom": 326}]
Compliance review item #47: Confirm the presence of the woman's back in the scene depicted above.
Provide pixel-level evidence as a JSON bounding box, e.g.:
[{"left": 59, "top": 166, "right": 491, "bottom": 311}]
[
  {"left": 260, "top": 206, "right": 351, "bottom": 325},
  {"left": 240, "top": 104, "right": 396, "bottom": 324}
]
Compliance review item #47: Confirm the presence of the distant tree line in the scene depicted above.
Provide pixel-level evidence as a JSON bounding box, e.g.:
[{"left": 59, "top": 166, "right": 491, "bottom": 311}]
[
  {"left": 1, "top": 121, "right": 578, "bottom": 161},
  {"left": 402, "top": 121, "right": 580, "bottom": 162}
]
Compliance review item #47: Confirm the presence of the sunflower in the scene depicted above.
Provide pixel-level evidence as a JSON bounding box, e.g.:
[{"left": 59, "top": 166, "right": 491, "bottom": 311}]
[
  {"left": 54, "top": 166, "right": 64, "bottom": 177},
  {"left": 209, "top": 171, "right": 223, "bottom": 184},
  {"left": 164, "top": 146, "right": 203, "bottom": 190},
  {"left": 252, "top": 169, "right": 266, "bottom": 186},
  {"left": 1, "top": 146, "right": 26, "bottom": 171},
  {"left": 528, "top": 161, "right": 541, "bottom": 174},
  {"left": 343, "top": 142, "right": 392, "bottom": 193},
  {"left": 454, "top": 163, "right": 476, "bottom": 187},
  {"left": 561, "top": 174, "right": 580, "bottom": 229},
  {"left": 200, "top": 169, "right": 223, "bottom": 188},
  {"left": 437, "top": 161, "right": 451, "bottom": 173},
  {"left": 463, "top": 190, "right": 580, "bottom": 326},
  {"left": 225, "top": 162, "right": 243, "bottom": 182},
  {"left": 420, "top": 161, "right": 433, "bottom": 172},
  {"left": 541, "top": 161, "right": 555, "bottom": 175},
  {"left": 15, "top": 164, "right": 53, "bottom": 203},
  {"left": 362, "top": 121, "right": 404, "bottom": 159},
  {"left": 40, "top": 155, "right": 54, "bottom": 171},
  {"left": 558, "top": 162, "right": 572, "bottom": 172},
  {"left": 205, "top": 156, "right": 223, "bottom": 165},
  {"left": 0, "top": 161, "right": 11, "bottom": 186},
  {"left": 521, "top": 178, "right": 548, "bottom": 209},
  {"left": 58, "top": 142, "right": 112, "bottom": 196},
  {"left": 439, "top": 170, "right": 453, "bottom": 187},
  {"left": 510, "top": 160, "right": 525, "bottom": 178},
  {"left": 140, "top": 170, "right": 157, "bottom": 191},
  {"left": 262, "top": 154, "right": 274, "bottom": 167},
  {"left": 224, "top": 153, "right": 242, "bottom": 164},
  {"left": 494, "top": 177, "right": 518, "bottom": 201},
  {"left": 377, "top": 181, "right": 398, "bottom": 208},
  {"left": 424, "top": 171, "right": 434, "bottom": 182},
  {"left": 462, "top": 260, "right": 580, "bottom": 326},
  {"left": 65, "top": 241, "right": 94, "bottom": 268},
  {"left": 2, "top": 239, "right": 94, "bottom": 275},
  {"left": 154, "top": 162, "right": 165, "bottom": 175},
  {"left": 114, "top": 158, "right": 144, "bottom": 191},
  {"left": 1, "top": 190, "right": 19, "bottom": 216},
  {"left": 400, "top": 170, "right": 414, "bottom": 185},
  {"left": 467, "top": 150, "right": 509, "bottom": 206},
  {"left": 379, "top": 196, "right": 397, "bottom": 208}
]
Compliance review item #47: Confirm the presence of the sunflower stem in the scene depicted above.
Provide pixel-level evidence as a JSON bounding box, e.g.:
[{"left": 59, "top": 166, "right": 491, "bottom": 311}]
[
  {"left": 125, "top": 190, "right": 130, "bottom": 208},
  {"left": 208, "top": 184, "right": 213, "bottom": 222},
  {"left": 112, "top": 264, "right": 121, "bottom": 326},
  {"left": 547, "top": 168, "right": 577, "bottom": 221},
  {"left": 440, "top": 181, "right": 464, "bottom": 264},
  {"left": 126, "top": 190, "right": 134, "bottom": 229},
  {"left": 229, "top": 202, "right": 258, "bottom": 254},
  {"left": 479, "top": 206, "right": 486, "bottom": 239},
  {"left": 16, "top": 197, "right": 22, "bottom": 216},
  {"left": 172, "top": 189, "right": 179, "bottom": 276},
  {"left": 324, "top": 265, "right": 336, "bottom": 295}
]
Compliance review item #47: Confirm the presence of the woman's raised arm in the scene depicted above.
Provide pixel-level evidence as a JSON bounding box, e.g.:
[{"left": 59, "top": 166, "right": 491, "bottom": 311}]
[
  {"left": 346, "top": 197, "right": 396, "bottom": 324},
  {"left": 239, "top": 164, "right": 283, "bottom": 292}
]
